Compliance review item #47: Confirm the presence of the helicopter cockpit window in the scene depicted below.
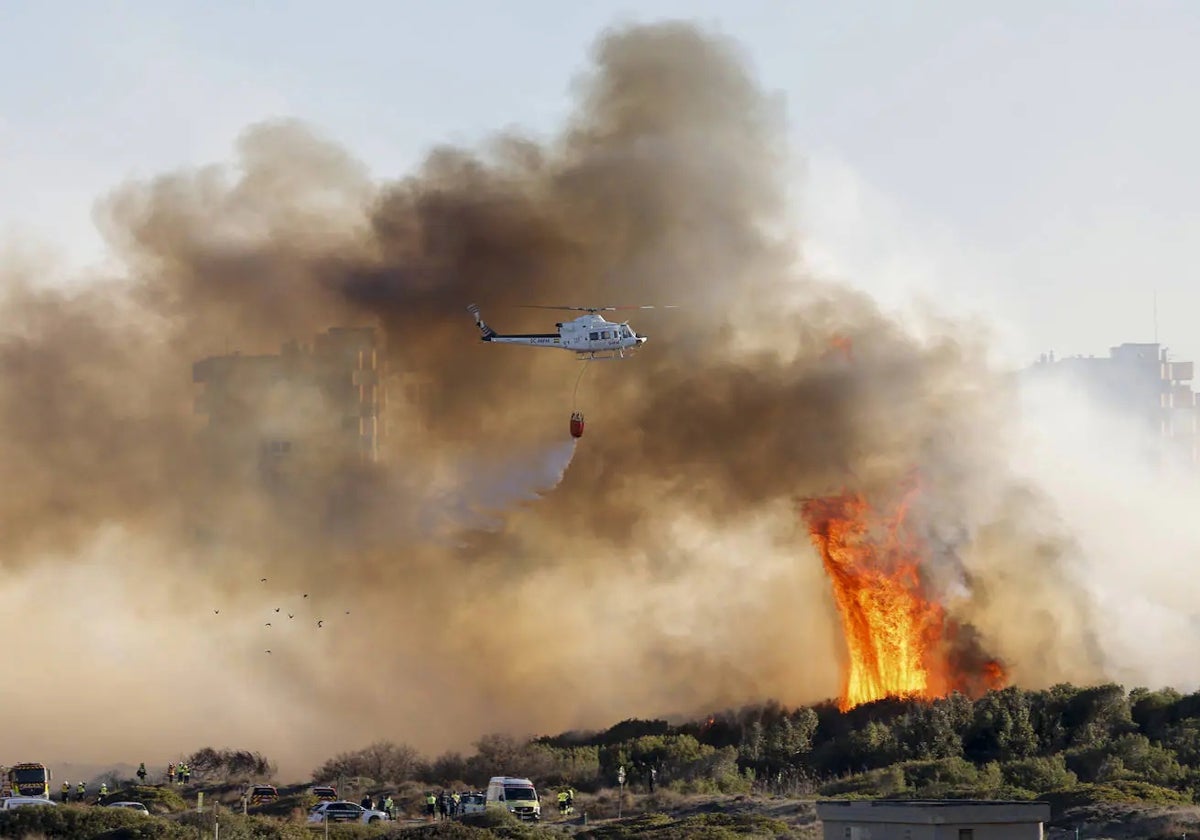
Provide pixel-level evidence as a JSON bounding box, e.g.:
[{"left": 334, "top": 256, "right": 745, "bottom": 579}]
[{"left": 602, "top": 331, "right": 612, "bottom": 339}]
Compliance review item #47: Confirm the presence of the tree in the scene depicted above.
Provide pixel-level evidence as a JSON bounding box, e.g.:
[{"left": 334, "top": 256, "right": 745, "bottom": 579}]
[
  {"left": 964, "top": 688, "right": 1037, "bottom": 763},
  {"left": 428, "top": 752, "right": 469, "bottom": 784},
  {"left": 894, "top": 704, "right": 962, "bottom": 761},
  {"left": 184, "top": 747, "right": 273, "bottom": 782},
  {"left": 764, "top": 710, "right": 817, "bottom": 770},
  {"left": 1063, "top": 684, "right": 1134, "bottom": 749},
  {"left": 1131, "top": 687, "right": 1183, "bottom": 741},
  {"left": 312, "top": 741, "right": 421, "bottom": 784}
]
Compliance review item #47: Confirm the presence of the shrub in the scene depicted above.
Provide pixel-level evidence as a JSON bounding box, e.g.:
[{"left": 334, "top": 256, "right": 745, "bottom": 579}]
[
  {"left": 1000, "top": 755, "right": 1078, "bottom": 792},
  {"left": 576, "top": 811, "right": 792, "bottom": 839},
  {"left": 819, "top": 766, "right": 906, "bottom": 798},
  {"left": 0, "top": 804, "right": 190, "bottom": 840},
  {"left": 101, "top": 785, "right": 189, "bottom": 814}
]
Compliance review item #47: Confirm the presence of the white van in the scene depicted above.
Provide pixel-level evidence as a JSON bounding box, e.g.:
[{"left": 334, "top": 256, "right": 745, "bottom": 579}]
[{"left": 485, "top": 776, "right": 541, "bottom": 821}]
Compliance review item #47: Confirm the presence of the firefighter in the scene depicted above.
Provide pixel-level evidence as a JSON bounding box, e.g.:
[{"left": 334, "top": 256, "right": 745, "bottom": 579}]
[
  {"left": 425, "top": 791, "right": 436, "bottom": 820},
  {"left": 76, "top": 781, "right": 86, "bottom": 799},
  {"left": 99, "top": 782, "right": 108, "bottom": 800},
  {"left": 167, "top": 763, "right": 175, "bottom": 784},
  {"left": 137, "top": 763, "right": 146, "bottom": 784},
  {"left": 384, "top": 795, "right": 395, "bottom": 819},
  {"left": 557, "top": 788, "right": 569, "bottom": 815},
  {"left": 451, "top": 791, "right": 461, "bottom": 816},
  {"left": 61, "top": 781, "right": 70, "bottom": 803}
]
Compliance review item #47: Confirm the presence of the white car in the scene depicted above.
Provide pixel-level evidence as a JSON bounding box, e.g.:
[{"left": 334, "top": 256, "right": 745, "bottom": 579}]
[
  {"left": 306, "top": 800, "right": 389, "bottom": 824},
  {"left": 107, "top": 801, "right": 150, "bottom": 815},
  {"left": 459, "top": 792, "right": 486, "bottom": 815},
  {"left": 1, "top": 797, "right": 58, "bottom": 810}
]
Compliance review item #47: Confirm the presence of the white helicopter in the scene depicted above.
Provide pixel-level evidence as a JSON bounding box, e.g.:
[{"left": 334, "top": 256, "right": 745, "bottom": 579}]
[{"left": 467, "top": 303, "right": 675, "bottom": 360}]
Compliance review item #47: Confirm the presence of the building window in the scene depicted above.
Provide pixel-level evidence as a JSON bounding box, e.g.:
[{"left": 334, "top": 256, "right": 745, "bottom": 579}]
[{"left": 958, "top": 830, "right": 974, "bottom": 840}]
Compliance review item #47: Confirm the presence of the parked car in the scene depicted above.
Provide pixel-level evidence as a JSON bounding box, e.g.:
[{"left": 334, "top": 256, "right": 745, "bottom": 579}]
[
  {"left": 307, "top": 800, "right": 389, "bottom": 824},
  {"left": 1, "top": 797, "right": 58, "bottom": 810},
  {"left": 106, "top": 802, "right": 150, "bottom": 815},
  {"left": 459, "top": 792, "right": 486, "bottom": 815}
]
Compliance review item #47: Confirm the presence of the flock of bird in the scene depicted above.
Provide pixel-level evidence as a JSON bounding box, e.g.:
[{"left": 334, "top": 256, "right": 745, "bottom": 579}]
[{"left": 213, "top": 577, "right": 352, "bottom": 654}]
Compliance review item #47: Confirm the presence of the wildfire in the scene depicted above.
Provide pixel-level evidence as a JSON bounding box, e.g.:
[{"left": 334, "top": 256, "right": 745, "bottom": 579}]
[{"left": 801, "top": 481, "right": 1006, "bottom": 711}]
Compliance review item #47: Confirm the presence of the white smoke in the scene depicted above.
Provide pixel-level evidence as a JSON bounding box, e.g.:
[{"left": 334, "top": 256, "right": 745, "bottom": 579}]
[
  {"left": 418, "top": 438, "right": 580, "bottom": 537},
  {"left": 1009, "top": 368, "right": 1200, "bottom": 690}
]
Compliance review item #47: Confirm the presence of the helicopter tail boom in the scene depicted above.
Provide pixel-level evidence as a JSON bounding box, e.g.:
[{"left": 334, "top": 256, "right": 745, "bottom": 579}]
[{"left": 467, "top": 304, "right": 564, "bottom": 346}]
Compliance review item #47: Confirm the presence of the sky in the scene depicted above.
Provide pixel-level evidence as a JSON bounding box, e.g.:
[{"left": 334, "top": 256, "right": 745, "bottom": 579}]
[{"left": 2, "top": 0, "right": 1199, "bottom": 364}]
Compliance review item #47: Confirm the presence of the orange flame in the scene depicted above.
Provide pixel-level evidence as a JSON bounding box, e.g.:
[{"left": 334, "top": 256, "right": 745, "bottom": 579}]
[{"left": 801, "top": 482, "right": 1006, "bottom": 711}]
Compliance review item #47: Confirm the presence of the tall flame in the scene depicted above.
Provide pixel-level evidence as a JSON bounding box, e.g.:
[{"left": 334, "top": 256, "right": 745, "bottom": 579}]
[{"left": 801, "top": 480, "right": 1006, "bottom": 711}]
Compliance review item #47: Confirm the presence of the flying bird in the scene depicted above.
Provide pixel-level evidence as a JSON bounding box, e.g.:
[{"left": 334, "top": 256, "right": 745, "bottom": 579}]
[
  {"left": 288, "top": 613, "right": 294, "bottom": 619},
  {"left": 303, "top": 594, "right": 308, "bottom": 598},
  {"left": 274, "top": 608, "right": 280, "bottom": 612},
  {"left": 317, "top": 620, "right": 323, "bottom": 628},
  {"left": 345, "top": 610, "right": 350, "bottom": 615},
  {"left": 265, "top": 623, "right": 271, "bottom": 627},
  {"left": 265, "top": 650, "right": 271, "bottom": 654},
  {"left": 213, "top": 610, "right": 219, "bottom": 614},
  {"left": 260, "top": 578, "right": 267, "bottom": 582}
]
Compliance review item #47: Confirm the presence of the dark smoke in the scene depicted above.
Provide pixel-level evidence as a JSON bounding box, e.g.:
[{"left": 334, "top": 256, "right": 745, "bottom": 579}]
[{"left": 0, "top": 21, "right": 1101, "bottom": 776}]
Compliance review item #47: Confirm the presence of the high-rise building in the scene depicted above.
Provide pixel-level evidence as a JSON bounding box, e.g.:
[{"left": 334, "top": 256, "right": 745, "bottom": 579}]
[
  {"left": 193, "top": 327, "right": 387, "bottom": 484},
  {"left": 1029, "top": 342, "right": 1198, "bottom": 465}
]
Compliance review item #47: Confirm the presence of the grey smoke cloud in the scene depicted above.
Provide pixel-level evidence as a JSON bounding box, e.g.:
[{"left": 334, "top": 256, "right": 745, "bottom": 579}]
[{"left": 0, "top": 20, "right": 1143, "bottom": 778}]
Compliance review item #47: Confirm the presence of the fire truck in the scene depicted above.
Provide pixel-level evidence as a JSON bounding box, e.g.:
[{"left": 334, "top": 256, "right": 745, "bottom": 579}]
[{"left": 1, "top": 763, "right": 52, "bottom": 799}]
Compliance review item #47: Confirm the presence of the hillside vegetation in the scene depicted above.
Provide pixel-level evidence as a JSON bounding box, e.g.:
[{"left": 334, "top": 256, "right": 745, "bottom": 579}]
[
  {"left": 12, "top": 684, "right": 1200, "bottom": 838},
  {"left": 302, "top": 684, "right": 1200, "bottom": 808}
]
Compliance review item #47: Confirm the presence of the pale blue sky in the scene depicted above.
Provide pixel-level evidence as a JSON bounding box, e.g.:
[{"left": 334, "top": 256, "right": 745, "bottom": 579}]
[{"left": 2, "top": 1, "right": 1198, "bottom": 365}]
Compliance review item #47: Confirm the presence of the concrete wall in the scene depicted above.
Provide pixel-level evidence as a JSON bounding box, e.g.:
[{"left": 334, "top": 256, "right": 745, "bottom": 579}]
[
  {"left": 821, "top": 821, "right": 1043, "bottom": 840},
  {"left": 817, "top": 800, "right": 1049, "bottom": 840}
]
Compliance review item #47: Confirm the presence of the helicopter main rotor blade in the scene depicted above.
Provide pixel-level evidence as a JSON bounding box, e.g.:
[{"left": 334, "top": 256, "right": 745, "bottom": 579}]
[{"left": 517, "top": 304, "right": 680, "bottom": 312}]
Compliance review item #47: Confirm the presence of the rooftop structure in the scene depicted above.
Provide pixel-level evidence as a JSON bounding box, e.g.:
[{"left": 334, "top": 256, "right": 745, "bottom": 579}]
[{"left": 816, "top": 799, "right": 1051, "bottom": 840}]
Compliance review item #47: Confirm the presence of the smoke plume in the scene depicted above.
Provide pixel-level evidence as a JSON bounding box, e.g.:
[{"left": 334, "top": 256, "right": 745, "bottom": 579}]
[{"left": 0, "top": 20, "right": 1181, "bottom": 778}]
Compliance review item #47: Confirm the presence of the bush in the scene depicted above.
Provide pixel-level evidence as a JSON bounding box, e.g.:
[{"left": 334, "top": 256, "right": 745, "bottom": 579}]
[
  {"left": 177, "top": 811, "right": 317, "bottom": 840},
  {"left": 1000, "top": 755, "right": 1078, "bottom": 792},
  {"left": 576, "top": 811, "right": 792, "bottom": 839},
  {"left": 1040, "top": 780, "right": 1194, "bottom": 815},
  {"left": 819, "top": 766, "right": 906, "bottom": 798},
  {"left": 457, "top": 808, "right": 560, "bottom": 838},
  {"left": 100, "top": 785, "right": 189, "bottom": 815},
  {"left": 899, "top": 758, "right": 982, "bottom": 791},
  {"left": 0, "top": 804, "right": 191, "bottom": 840}
]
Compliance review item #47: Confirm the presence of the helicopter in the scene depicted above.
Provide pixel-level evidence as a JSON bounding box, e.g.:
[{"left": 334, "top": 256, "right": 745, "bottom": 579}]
[{"left": 466, "top": 303, "right": 675, "bottom": 360}]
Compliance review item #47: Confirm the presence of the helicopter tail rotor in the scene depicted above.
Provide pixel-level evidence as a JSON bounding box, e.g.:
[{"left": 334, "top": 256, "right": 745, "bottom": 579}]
[{"left": 466, "top": 303, "right": 497, "bottom": 340}]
